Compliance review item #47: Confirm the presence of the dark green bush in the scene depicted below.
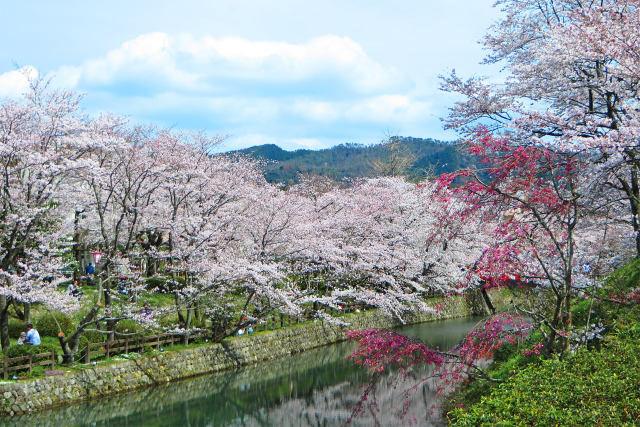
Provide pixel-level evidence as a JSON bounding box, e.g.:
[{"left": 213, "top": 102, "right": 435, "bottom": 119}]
[
  {"left": 8, "top": 318, "right": 26, "bottom": 339},
  {"left": 76, "top": 331, "right": 106, "bottom": 362},
  {"left": 83, "top": 330, "right": 106, "bottom": 343},
  {"left": 492, "top": 341, "right": 518, "bottom": 362},
  {"left": 449, "top": 340, "right": 640, "bottom": 425},
  {"left": 5, "top": 342, "right": 57, "bottom": 360},
  {"left": 35, "top": 312, "right": 74, "bottom": 337}
]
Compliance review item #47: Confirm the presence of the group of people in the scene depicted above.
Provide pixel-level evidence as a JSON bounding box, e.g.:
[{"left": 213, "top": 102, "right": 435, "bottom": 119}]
[
  {"left": 67, "top": 280, "right": 84, "bottom": 298},
  {"left": 17, "top": 324, "right": 41, "bottom": 346}
]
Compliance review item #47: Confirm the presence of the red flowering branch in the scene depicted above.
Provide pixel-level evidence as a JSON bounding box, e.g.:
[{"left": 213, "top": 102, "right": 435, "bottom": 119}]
[{"left": 346, "top": 314, "right": 529, "bottom": 422}]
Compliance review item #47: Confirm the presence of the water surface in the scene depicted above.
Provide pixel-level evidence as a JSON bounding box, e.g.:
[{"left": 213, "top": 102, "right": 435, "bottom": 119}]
[{"left": 4, "top": 317, "right": 482, "bottom": 426}]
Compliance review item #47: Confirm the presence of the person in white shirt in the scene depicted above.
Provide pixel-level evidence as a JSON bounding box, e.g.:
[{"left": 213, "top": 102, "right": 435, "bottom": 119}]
[{"left": 25, "top": 323, "right": 41, "bottom": 345}]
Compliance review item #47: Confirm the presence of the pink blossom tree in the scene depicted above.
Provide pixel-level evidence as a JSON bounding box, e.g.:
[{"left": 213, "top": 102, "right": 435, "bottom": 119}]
[
  {"left": 0, "top": 80, "right": 90, "bottom": 349},
  {"left": 441, "top": 0, "right": 640, "bottom": 255}
]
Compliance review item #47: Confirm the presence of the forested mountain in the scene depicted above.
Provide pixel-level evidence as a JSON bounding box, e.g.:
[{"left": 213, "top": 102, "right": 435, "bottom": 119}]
[{"left": 233, "top": 137, "right": 468, "bottom": 183}]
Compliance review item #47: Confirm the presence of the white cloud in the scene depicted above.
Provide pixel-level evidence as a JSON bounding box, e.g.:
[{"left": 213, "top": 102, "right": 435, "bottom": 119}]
[
  {"left": 53, "top": 32, "right": 404, "bottom": 96},
  {"left": 285, "top": 137, "right": 326, "bottom": 150},
  {"left": 222, "top": 134, "right": 333, "bottom": 152},
  {"left": 16, "top": 32, "right": 442, "bottom": 150},
  {"left": 0, "top": 66, "right": 38, "bottom": 98},
  {"left": 346, "top": 95, "right": 432, "bottom": 123},
  {"left": 291, "top": 99, "right": 339, "bottom": 122}
]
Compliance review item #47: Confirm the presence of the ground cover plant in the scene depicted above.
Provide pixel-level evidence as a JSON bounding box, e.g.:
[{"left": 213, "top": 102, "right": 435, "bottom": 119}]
[{"left": 447, "top": 257, "right": 640, "bottom": 425}]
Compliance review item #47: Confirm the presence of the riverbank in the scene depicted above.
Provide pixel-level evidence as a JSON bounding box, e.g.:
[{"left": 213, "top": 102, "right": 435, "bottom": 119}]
[
  {"left": 446, "top": 259, "right": 640, "bottom": 425},
  {"left": 0, "top": 294, "right": 484, "bottom": 416}
]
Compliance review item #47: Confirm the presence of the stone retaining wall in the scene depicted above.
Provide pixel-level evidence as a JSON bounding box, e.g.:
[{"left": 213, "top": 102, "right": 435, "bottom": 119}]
[{"left": 0, "top": 295, "right": 474, "bottom": 416}]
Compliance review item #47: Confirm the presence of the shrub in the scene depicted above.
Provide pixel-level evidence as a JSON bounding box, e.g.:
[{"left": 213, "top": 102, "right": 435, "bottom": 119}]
[
  {"left": 35, "top": 312, "right": 74, "bottom": 337},
  {"left": 76, "top": 331, "right": 106, "bottom": 362},
  {"left": 115, "top": 319, "right": 141, "bottom": 334},
  {"left": 449, "top": 340, "right": 640, "bottom": 425},
  {"left": 8, "top": 319, "right": 26, "bottom": 339},
  {"left": 5, "top": 342, "right": 58, "bottom": 361},
  {"left": 83, "top": 330, "right": 106, "bottom": 343},
  {"left": 492, "top": 341, "right": 518, "bottom": 362}
]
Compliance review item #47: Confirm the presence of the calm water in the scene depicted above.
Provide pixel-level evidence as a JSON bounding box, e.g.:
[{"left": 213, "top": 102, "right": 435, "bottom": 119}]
[{"left": 4, "top": 317, "right": 482, "bottom": 427}]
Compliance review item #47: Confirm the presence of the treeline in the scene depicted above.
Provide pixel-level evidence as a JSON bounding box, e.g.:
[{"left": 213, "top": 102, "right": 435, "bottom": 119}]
[{"left": 234, "top": 137, "right": 469, "bottom": 183}]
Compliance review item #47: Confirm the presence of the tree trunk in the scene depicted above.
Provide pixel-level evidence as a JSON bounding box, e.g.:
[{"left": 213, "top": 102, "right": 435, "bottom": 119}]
[
  {"left": 185, "top": 303, "right": 193, "bottom": 329},
  {"left": 480, "top": 287, "right": 496, "bottom": 315},
  {"left": 59, "top": 336, "right": 82, "bottom": 365},
  {"left": 630, "top": 167, "right": 640, "bottom": 257},
  {"left": 0, "top": 296, "right": 10, "bottom": 351},
  {"left": 545, "top": 292, "right": 564, "bottom": 356}
]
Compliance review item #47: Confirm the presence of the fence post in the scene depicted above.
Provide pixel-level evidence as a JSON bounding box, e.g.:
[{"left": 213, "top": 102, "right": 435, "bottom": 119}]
[
  {"left": 50, "top": 350, "right": 55, "bottom": 370},
  {"left": 85, "top": 343, "right": 91, "bottom": 363},
  {"left": 106, "top": 341, "right": 110, "bottom": 359},
  {"left": 125, "top": 337, "right": 129, "bottom": 354},
  {"left": 3, "top": 358, "right": 7, "bottom": 380},
  {"left": 28, "top": 354, "right": 33, "bottom": 375}
]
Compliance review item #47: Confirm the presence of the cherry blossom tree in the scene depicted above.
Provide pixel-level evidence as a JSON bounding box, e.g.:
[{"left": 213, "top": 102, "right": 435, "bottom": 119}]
[
  {"left": 0, "top": 80, "right": 90, "bottom": 349},
  {"left": 287, "top": 177, "right": 494, "bottom": 322},
  {"left": 441, "top": 0, "right": 640, "bottom": 255}
]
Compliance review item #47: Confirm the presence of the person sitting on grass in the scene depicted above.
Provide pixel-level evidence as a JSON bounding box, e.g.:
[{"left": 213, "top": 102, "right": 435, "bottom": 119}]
[
  {"left": 67, "top": 280, "right": 83, "bottom": 298},
  {"left": 25, "top": 323, "right": 41, "bottom": 345}
]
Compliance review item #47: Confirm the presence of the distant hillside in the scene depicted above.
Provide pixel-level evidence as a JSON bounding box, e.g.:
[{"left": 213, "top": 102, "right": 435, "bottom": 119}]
[{"left": 233, "top": 137, "right": 468, "bottom": 184}]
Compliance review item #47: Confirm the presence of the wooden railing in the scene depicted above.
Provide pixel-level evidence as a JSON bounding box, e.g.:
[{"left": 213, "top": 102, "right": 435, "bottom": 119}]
[
  {"left": 2, "top": 350, "right": 56, "bottom": 379},
  {"left": 1, "top": 308, "right": 367, "bottom": 375},
  {"left": 83, "top": 332, "right": 205, "bottom": 363},
  {"left": 260, "top": 314, "right": 302, "bottom": 332}
]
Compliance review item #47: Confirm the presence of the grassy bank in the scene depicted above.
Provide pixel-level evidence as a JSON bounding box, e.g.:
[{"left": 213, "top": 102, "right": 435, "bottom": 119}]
[{"left": 446, "top": 259, "right": 640, "bottom": 425}]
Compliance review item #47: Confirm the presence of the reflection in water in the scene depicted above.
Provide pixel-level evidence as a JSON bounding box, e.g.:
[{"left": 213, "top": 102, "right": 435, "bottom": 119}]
[{"left": 4, "top": 317, "right": 482, "bottom": 427}]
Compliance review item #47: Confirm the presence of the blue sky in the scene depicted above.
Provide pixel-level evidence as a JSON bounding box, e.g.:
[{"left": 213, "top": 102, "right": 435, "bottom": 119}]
[{"left": 0, "top": 1, "right": 501, "bottom": 151}]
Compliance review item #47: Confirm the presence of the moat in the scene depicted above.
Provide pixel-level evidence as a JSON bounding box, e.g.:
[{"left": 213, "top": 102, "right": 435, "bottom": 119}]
[{"left": 3, "top": 317, "right": 480, "bottom": 427}]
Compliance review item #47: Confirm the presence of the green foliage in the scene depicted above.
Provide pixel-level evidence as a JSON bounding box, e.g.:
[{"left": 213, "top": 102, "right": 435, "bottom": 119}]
[
  {"left": 76, "top": 331, "right": 106, "bottom": 362},
  {"left": 35, "top": 312, "right": 75, "bottom": 337},
  {"left": 8, "top": 318, "right": 26, "bottom": 339},
  {"left": 603, "top": 257, "right": 640, "bottom": 293},
  {"left": 5, "top": 342, "right": 57, "bottom": 359},
  {"left": 116, "top": 319, "right": 141, "bottom": 334},
  {"left": 449, "top": 339, "right": 640, "bottom": 426},
  {"left": 447, "top": 259, "right": 640, "bottom": 424},
  {"left": 233, "top": 137, "right": 470, "bottom": 184},
  {"left": 83, "top": 331, "right": 106, "bottom": 343},
  {"left": 571, "top": 298, "right": 605, "bottom": 328}
]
